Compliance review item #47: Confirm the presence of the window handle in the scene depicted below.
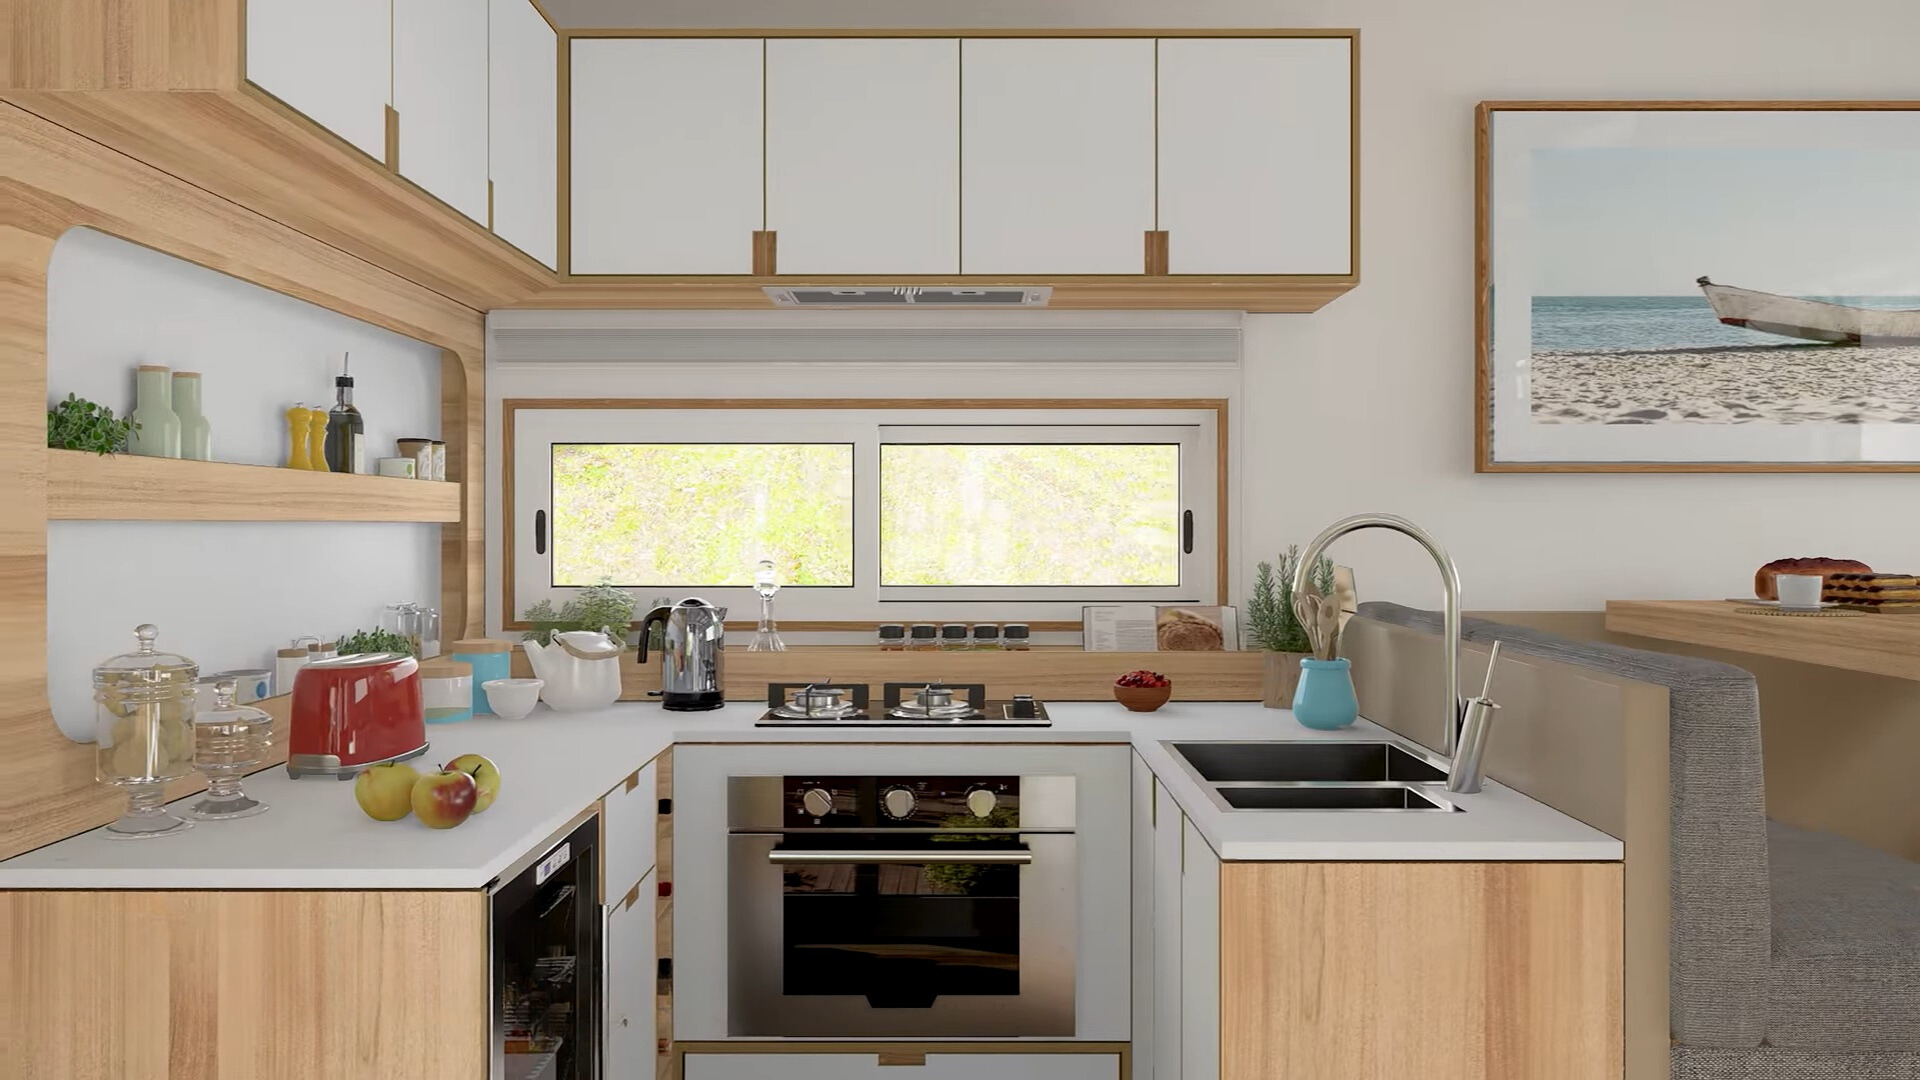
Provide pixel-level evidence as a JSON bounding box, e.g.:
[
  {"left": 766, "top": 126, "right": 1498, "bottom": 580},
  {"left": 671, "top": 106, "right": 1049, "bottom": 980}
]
[
  {"left": 1182, "top": 510, "right": 1194, "bottom": 554},
  {"left": 535, "top": 509, "right": 546, "bottom": 555}
]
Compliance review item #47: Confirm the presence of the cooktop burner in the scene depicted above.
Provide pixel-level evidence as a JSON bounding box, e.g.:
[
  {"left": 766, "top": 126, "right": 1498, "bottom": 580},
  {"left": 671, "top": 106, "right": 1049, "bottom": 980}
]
[{"left": 755, "top": 681, "right": 1051, "bottom": 727}]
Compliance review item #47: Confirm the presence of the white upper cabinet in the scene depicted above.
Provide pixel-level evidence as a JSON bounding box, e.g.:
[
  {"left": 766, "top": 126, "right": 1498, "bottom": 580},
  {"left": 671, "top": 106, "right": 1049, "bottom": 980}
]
[
  {"left": 489, "top": 0, "right": 557, "bottom": 267},
  {"left": 1157, "top": 37, "right": 1353, "bottom": 275},
  {"left": 766, "top": 39, "right": 959, "bottom": 275},
  {"left": 571, "top": 38, "right": 765, "bottom": 275},
  {"left": 961, "top": 38, "right": 1155, "bottom": 274},
  {"left": 393, "top": 0, "right": 492, "bottom": 225},
  {"left": 246, "top": 0, "right": 392, "bottom": 161}
]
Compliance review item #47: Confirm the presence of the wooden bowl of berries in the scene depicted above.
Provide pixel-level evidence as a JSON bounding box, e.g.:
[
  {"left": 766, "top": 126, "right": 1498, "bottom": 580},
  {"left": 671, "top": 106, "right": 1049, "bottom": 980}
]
[{"left": 1114, "top": 670, "right": 1172, "bottom": 712}]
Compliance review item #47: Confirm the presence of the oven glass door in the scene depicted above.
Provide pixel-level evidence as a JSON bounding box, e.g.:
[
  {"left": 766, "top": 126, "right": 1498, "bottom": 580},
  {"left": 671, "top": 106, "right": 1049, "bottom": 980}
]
[{"left": 728, "top": 832, "right": 1076, "bottom": 1037}]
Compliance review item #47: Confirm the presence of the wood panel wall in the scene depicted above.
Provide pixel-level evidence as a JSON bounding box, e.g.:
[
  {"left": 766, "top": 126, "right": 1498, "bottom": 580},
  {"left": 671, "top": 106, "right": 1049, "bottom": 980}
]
[
  {"left": 0, "top": 103, "right": 486, "bottom": 860},
  {"left": 0, "top": 889, "right": 489, "bottom": 1079}
]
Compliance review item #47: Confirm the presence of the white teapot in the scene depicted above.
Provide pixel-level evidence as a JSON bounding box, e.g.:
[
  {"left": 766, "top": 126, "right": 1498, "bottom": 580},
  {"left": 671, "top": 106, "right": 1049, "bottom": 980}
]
[{"left": 521, "top": 630, "right": 623, "bottom": 711}]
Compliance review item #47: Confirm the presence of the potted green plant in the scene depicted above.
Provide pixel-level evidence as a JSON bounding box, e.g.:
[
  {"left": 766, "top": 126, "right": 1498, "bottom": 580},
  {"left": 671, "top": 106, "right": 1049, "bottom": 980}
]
[
  {"left": 519, "top": 582, "right": 639, "bottom": 648},
  {"left": 1247, "top": 546, "right": 1336, "bottom": 708},
  {"left": 47, "top": 393, "right": 136, "bottom": 455}
]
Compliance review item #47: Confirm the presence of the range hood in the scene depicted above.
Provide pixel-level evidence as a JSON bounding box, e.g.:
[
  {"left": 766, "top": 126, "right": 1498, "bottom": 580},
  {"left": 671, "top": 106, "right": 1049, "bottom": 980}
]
[{"left": 764, "top": 286, "right": 1052, "bottom": 308}]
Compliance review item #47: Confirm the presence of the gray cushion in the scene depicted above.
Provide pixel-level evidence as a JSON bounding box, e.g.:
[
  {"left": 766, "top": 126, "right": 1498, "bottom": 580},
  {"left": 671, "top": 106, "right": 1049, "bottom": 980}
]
[
  {"left": 1766, "top": 820, "right": 1920, "bottom": 1052},
  {"left": 1674, "top": 1046, "right": 1920, "bottom": 1079},
  {"left": 1356, "top": 601, "right": 1773, "bottom": 1048}
]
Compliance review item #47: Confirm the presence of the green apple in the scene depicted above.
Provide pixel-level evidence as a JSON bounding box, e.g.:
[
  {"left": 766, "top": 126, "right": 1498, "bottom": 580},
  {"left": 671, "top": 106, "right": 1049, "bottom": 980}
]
[
  {"left": 412, "top": 768, "right": 478, "bottom": 829},
  {"left": 354, "top": 761, "right": 421, "bottom": 822},
  {"left": 446, "top": 753, "right": 500, "bottom": 813}
]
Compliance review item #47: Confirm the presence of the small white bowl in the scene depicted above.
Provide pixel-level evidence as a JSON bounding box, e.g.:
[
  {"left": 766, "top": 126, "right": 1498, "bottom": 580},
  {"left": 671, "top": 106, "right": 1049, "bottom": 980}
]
[{"left": 482, "top": 678, "right": 543, "bottom": 720}]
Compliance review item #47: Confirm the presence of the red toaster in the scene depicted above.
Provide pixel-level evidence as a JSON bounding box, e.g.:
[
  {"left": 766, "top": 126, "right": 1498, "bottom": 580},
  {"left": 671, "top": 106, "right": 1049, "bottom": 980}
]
[{"left": 287, "top": 652, "right": 427, "bottom": 778}]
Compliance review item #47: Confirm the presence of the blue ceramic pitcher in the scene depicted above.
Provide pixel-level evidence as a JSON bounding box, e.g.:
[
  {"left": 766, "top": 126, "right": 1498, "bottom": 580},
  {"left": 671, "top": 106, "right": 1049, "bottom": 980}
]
[{"left": 1292, "top": 657, "right": 1358, "bottom": 730}]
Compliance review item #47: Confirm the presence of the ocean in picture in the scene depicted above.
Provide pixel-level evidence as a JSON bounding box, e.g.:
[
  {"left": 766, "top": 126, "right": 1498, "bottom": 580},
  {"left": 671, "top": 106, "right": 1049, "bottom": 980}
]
[{"left": 1529, "top": 295, "right": 1920, "bottom": 425}]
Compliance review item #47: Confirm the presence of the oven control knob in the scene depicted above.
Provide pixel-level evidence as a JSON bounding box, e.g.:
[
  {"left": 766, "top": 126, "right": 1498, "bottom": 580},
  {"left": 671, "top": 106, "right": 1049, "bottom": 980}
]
[
  {"left": 801, "top": 787, "right": 834, "bottom": 819},
  {"left": 881, "top": 786, "right": 918, "bottom": 820},
  {"left": 965, "top": 788, "right": 998, "bottom": 818}
]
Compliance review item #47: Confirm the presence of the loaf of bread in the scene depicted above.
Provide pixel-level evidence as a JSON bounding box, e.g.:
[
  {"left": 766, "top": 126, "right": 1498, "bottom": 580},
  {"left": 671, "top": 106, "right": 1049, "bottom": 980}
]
[{"left": 1754, "top": 557, "right": 1872, "bottom": 600}]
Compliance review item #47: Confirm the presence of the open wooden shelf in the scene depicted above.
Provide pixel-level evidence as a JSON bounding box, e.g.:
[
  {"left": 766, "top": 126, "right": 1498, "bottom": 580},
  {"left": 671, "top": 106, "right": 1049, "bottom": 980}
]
[
  {"left": 45, "top": 449, "right": 463, "bottom": 523},
  {"left": 1606, "top": 599, "right": 1920, "bottom": 681}
]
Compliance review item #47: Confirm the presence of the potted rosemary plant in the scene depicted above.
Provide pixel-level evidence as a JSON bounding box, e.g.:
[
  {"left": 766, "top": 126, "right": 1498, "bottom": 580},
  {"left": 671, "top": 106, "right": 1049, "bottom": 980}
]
[{"left": 1247, "top": 546, "right": 1336, "bottom": 708}]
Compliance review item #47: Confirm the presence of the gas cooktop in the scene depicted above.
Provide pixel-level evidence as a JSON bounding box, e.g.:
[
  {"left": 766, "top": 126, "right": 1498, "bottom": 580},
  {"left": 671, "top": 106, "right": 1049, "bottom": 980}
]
[{"left": 754, "top": 682, "right": 1052, "bottom": 727}]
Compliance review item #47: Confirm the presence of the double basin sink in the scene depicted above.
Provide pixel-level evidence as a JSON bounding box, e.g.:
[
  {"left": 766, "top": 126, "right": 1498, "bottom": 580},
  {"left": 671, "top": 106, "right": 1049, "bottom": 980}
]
[{"left": 1165, "top": 740, "right": 1462, "bottom": 812}]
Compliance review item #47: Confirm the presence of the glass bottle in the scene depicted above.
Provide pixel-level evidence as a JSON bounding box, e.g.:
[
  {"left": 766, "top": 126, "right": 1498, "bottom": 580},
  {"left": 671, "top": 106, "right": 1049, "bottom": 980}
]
[
  {"left": 940, "top": 623, "right": 970, "bottom": 651},
  {"left": 907, "top": 624, "right": 939, "bottom": 651},
  {"left": 93, "top": 624, "right": 199, "bottom": 838},
  {"left": 324, "top": 354, "right": 365, "bottom": 474},
  {"left": 171, "top": 371, "right": 211, "bottom": 461},
  {"left": 748, "top": 559, "right": 785, "bottom": 652},
  {"left": 1001, "top": 623, "right": 1031, "bottom": 650},
  {"left": 189, "top": 679, "right": 273, "bottom": 821},
  {"left": 876, "top": 624, "right": 907, "bottom": 651},
  {"left": 129, "top": 364, "right": 181, "bottom": 458}
]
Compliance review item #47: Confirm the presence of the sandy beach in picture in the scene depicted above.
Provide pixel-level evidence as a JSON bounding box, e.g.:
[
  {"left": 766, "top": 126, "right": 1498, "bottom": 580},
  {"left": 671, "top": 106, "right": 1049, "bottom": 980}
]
[{"left": 1528, "top": 344, "right": 1920, "bottom": 425}]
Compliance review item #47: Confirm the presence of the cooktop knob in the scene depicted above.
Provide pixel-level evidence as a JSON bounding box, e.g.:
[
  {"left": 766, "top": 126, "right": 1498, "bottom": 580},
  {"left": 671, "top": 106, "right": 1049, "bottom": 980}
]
[
  {"left": 881, "top": 786, "right": 918, "bottom": 820},
  {"left": 801, "top": 787, "right": 834, "bottom": 819},
  {"left": 965, "top": 788, "right": 998, "bottom": 818}
]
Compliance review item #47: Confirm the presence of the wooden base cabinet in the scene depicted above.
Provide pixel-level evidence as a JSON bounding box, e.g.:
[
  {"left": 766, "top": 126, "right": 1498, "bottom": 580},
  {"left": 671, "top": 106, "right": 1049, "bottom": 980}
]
[
  {"left": 1216, "top": 862, "right": 1624, "bottom": 1080},
  {"left": 0, "top": 890, "right": 488, "bottom": 1080},
  {"left": 681, "top": 1048, "right": 1127, "bottom": 1080}
]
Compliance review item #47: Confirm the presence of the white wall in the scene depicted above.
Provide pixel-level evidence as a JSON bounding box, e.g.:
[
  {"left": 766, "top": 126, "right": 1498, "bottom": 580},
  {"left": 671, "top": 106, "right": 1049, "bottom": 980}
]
[
  {"left": 46, "top": 229, "right": 441, "bottom": 740},
  {"left": 524, "top": 0, "right": 1920, "bottom": 611}
]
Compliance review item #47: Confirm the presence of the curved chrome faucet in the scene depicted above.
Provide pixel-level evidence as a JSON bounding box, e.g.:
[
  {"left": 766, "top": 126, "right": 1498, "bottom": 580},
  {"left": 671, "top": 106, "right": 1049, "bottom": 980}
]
[{"left": 1291, "top": 513, "right": 1466, "bottom": 768}]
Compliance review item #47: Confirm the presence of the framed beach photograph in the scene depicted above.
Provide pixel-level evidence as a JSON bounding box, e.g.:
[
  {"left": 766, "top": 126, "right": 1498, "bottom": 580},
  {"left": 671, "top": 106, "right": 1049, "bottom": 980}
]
[{"left": 1476, "top": 101, "right": 1920, "bottom": 472}]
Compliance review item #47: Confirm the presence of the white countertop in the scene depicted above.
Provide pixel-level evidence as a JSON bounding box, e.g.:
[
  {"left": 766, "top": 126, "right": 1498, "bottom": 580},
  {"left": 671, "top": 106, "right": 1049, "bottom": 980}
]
[{"left": 0, "top": 701, "right": 1621, "bottom": 890}]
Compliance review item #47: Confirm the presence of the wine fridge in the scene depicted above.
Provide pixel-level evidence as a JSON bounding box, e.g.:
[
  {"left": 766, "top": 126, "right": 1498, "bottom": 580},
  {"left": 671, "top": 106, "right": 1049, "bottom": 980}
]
[{"left": 491, "top": 810, "right": 601, "bottom": 1080}]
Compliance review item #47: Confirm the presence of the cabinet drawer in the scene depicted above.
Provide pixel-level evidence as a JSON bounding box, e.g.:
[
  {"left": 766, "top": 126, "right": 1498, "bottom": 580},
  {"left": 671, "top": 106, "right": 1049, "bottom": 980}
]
[
  {"left": 603, "top": 759, "right": 657, "bottom": 903},
  {"left": 684, "top": 1052, "right": 1121, "bottom": 1080}
]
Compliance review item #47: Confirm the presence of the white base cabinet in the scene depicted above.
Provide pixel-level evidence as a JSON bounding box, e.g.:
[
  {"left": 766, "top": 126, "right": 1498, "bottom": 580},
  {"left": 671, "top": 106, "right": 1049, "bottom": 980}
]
[
  {"left": 605, "top": 870, "right": 657, "bottom": 1079},
  {"left": 683, "top": 1053, "right": 1121, "bottom": 1080},
  {"left": 602, "top": 759, "right": 657, "bottom": 905}
]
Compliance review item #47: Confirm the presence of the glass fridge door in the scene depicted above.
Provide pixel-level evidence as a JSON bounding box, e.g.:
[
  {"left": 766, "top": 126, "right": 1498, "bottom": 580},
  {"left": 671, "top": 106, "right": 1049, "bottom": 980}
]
[{"left": 494, "top": 816, "right": 601, "bottom": 1080}]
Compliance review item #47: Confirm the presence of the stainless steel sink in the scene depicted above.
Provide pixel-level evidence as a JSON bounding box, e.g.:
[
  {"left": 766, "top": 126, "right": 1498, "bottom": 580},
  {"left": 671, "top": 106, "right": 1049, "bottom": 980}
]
[
  {"left": 1167, "top": 741, "right": 1447, "bottom": 783},
  {"left": 1216, "top": 783, "right": 1455, "bottom": 811},
  {"left": 1161, "top": 740, "right": 1462, "bottom": 813}
]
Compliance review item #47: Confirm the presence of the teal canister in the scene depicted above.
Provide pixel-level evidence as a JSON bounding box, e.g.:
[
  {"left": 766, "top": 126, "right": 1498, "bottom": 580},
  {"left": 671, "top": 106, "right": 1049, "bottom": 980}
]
[
  {"left": 451, "top": 638, "right": 513, "bottom": 715},
  {"left": 1292, "top": 657, "right": 1359, "bottom": 730}
]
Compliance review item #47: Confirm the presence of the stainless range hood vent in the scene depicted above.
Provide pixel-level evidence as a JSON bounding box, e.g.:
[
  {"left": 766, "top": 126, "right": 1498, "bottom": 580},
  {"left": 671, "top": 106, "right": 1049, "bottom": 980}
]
[{"left": 764, "top": 286, "right": 1052, "bottom": 308}]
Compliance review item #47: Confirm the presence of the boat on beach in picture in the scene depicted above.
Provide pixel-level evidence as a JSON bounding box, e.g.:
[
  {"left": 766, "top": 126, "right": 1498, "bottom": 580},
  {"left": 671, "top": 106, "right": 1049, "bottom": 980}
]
[{"left": 1696, "top": 276, "right": 1920, "bottom": 345}]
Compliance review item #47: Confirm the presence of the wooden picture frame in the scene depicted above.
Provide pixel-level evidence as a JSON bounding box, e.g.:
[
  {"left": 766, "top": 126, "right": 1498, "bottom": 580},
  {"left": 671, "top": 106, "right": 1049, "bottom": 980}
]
[{"left": 1475, "top": 100, "right": 1920, "bottom": 473}]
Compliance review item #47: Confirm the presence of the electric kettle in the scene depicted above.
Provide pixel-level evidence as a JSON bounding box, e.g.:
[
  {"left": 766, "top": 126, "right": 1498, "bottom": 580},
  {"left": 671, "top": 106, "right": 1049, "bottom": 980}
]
[{"left": 637, "top": 597, "right": 727, "bottom": 711}]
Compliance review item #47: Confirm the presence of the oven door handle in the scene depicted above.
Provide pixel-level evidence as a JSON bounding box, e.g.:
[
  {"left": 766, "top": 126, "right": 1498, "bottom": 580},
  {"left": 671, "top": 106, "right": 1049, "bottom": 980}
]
[{"left": 767, "top": 848, "right": 1033, "bottom": 865}]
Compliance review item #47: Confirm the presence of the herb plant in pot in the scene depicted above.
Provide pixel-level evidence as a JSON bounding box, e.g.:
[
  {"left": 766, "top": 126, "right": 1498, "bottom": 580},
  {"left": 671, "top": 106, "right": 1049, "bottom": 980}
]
[
  {"left": 1248, "top": 547, "right": 1335, "bottom": 709},
  {"left": 519, "top": 583, "right": 638, "bottom": 648}
]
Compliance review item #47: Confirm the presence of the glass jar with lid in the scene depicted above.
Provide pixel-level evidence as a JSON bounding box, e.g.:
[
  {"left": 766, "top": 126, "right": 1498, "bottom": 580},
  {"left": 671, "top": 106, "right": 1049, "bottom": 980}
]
[
  {"left": 93, "top": 623, "right": 200, "bottom": 838},
  {"left": 190, "top": 678, "right": 273, "bottom": 821},
  {"left": 906, "top": 624, "right": 939, "bottom": 651}
]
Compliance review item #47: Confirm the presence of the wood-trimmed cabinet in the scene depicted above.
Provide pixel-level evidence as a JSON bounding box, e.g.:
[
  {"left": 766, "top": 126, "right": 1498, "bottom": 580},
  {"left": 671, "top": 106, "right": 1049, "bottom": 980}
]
[{"left": 557, "top": 30, "right": 1358, "bottom": 311}]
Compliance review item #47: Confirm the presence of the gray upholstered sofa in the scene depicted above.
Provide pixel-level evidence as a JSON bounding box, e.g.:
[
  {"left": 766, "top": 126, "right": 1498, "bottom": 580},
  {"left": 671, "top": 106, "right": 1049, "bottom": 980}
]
[{"left": 1358, "top": 602, "right": 1920, "bottom": 1079}]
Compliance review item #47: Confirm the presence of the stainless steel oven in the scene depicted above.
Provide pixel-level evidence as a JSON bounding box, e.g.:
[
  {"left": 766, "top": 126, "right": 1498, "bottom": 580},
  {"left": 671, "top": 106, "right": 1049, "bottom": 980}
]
[{"left": 727, "top": 774, "right": 1077, "bottom": 1038}]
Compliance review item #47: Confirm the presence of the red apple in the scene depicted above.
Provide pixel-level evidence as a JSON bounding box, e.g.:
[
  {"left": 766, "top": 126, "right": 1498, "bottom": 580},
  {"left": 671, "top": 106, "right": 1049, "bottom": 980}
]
[
  {"left": 411, "top": 768, "right": 479, "bottom": 829},
  {"left": 354, "top": 761, "right": 421, "bottom": 822},
  {"left": 446, "top": 753, "right": 500, "bottom": 813}
]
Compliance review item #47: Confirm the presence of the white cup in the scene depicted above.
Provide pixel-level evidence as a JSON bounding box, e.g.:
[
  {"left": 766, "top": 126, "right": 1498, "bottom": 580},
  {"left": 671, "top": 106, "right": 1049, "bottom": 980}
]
[{"left": 1775, "top": 573, "right": 1825, "bottom": 609}]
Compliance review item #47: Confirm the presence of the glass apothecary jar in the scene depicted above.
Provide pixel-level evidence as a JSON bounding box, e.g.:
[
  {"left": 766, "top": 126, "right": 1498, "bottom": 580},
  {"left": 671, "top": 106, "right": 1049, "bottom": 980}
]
[
  {"left": 190, "top": 679, "right": 273, "bottom": 821},
  {"left": 93, "top": 623, "right": 200, "bottom": 839}
]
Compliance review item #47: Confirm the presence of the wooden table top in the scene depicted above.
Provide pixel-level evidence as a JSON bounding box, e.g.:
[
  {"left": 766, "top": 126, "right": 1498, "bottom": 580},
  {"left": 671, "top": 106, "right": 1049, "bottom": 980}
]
[{"left": 1604, "top": 599, "right": 1920, "bottom": 681}]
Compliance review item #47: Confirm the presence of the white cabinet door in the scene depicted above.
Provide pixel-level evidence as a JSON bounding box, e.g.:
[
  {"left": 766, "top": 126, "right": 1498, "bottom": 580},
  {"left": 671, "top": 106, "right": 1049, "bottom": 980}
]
[
  {"left": 489, "top": 0, "right": 557, "bottom": 267},
  {"left": 961, "top": 38, "right": 1155, "bottom": 274},
  {"left": 606, "top": 870, "right": 656, "bottom": 1080},
  {"left": 1152, "top": 783, "right": 1184, "bottom": 1080},
  {"left": 246, "top": 0, "right": 392, "bottom": 160},
  {"left": 1179, "top": 816, "right": 1221, "bottom": 1080},
  {"left": 1157, "top": 37, "right": 1352, "bottom": 274},
  {"left": 766, "top": 39, "right": 959, "bottom": 274},
  {"left": 570, "top": 38, "right": 764, "bottom": 275},
  {"left": 393, "top": 0, "right": 492, "bottom": 224},
  {"left": 685, "top": 1053, "right": 1120, "bottom": 1080},
  {"left": 1132, "top": 756, "right": 1157, "bottom": 1080},
  {"left": 602, "top": 759, "right": 657, "bottom": 906}
]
